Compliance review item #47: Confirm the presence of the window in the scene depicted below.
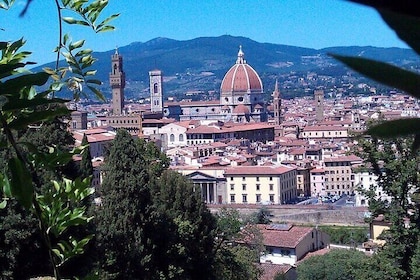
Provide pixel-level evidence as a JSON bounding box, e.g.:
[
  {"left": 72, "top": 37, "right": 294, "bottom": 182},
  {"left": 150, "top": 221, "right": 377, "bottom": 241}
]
[
  {"left": 242, "top": 184, "right": 246, "bottom": 191},
  {"left": 230, "top": 195, "right": 235, "bottom": 203},
  {"left": 269, "top": 177, "right": 273, "bottom": 181},
  {"left": 230, "top": 184, "right": 234, "bottom": 191},
  {"left": 231, "top": 177, "right": 234, "bottom": 181},
  {"left": 242, "top": 194, "right": 248, "bottom": 203},
  {"left": 256, "top": 194, "right": 261, "bottom": 203},
  {"left": 170, "top": 134, "right": 175, "bottom": 142},
  {"left": 269, "top": 184, "right": 274, "bottom": 191},
  {"left": 179, "top": 134, "right": 184, "bottom": 142},
  {"left": 256, "top": 184, "right": 260, "bottom": 191},
  {"left": 256, "top": 176, "right": 260, "bottom": 182},
  {"left": 242, "top": 177, "right": 246, "bottom": 181},
  {"left": 269, "top": 194, "right": 274, "bottom": 202}
]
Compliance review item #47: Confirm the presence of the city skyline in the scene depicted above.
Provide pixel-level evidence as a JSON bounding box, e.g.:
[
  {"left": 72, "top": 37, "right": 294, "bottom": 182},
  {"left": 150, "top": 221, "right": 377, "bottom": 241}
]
[{"left": 2, "top": 0, "right": 409, "bottom": 65}]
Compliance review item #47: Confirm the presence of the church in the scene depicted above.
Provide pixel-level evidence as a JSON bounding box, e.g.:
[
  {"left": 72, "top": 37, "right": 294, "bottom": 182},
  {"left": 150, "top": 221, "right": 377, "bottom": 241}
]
[{"left": 162, "top": 46, "right": 270, "bottom": 123}]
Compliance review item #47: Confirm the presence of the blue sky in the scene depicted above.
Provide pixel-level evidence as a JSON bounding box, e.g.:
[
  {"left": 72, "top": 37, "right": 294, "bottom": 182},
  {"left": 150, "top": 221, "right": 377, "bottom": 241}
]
[{"left": 1, "top": 0, "right": 409, "bottom": 65}]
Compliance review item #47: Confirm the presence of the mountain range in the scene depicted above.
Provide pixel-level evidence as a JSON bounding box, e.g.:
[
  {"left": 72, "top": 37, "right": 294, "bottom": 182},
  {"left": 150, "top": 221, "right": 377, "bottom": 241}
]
[{"left": 37, "top": 35, "right": 419, "bottom": 100}]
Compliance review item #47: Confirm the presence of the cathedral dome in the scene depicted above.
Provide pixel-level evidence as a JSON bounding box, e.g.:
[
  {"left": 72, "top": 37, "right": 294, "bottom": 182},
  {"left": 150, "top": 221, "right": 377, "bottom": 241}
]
[{"left": 220, "top": 46, "right": 263, "bottom": 93}]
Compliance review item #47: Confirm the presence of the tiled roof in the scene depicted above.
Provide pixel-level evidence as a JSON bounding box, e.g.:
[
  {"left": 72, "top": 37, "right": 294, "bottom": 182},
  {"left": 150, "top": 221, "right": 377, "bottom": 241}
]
[
  {"left": 258, "top": 224, "right": 314, "bottom": 248},
  {"left": 296, "top": 247, "right": 331, "bottom": 265},
  {"left": 259, "top": 263, "right": 294, "bottom": 280},
  {"left": 225, "top": 165, "right": 295, "bottom": 176},
  {"left": 324, "top": 155, "right": 362, "bottom": 163},
  {"left": 302, "top": 125, "right": 348, "bottom": 132}
]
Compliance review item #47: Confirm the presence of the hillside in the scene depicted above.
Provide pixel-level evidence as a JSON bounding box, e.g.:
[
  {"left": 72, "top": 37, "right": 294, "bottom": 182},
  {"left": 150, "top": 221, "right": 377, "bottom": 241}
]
[{"left": 36, "top": 35, "right": 419, "bottom": 100}]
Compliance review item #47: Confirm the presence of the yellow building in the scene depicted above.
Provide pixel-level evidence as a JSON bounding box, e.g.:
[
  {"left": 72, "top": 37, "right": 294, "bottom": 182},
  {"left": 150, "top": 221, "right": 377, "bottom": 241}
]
[{"left": 225, "top": 165, "right": 297, "bottom": 205}]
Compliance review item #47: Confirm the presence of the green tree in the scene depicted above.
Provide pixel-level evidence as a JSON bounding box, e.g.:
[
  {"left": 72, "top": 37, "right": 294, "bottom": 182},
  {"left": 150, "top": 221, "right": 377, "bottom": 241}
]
[
  {"left": 213, "top": 208, "right": 263, "bottom": 280},
  {"left": 95, "top": 129, "right": 157, "bottom": 279},
  {"left": 152, "top": 170, "right": 218, "bottom": 280},
  {"left": 0, "top": 1, "right": 118, "bottom": 279},
  {"left": 297, "top": 249, "right": 369, "bottom": 280},
  {"left": 79, "top": 133, "right": 94, "bottom": 180},
  {"left": 331, "top": 2, "right": 420, "bottom": 278},
  {"left": 354, "top": 136, "right": 420, "bottom": 278}
]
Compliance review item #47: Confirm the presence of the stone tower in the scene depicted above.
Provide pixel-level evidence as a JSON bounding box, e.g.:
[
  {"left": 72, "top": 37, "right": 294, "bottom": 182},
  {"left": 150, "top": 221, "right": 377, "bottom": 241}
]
[
  {"left": 272, "top": 79, "right": 282, "bottom": 126},
  {"left": 109, "top": 48, "right": 125, "bottom": 115},
  {"left": 314, "top": 89, "right": 324, "bottom": 122},
  {"left": 149, "top": 70, "right": 163, "bottom": 113}
]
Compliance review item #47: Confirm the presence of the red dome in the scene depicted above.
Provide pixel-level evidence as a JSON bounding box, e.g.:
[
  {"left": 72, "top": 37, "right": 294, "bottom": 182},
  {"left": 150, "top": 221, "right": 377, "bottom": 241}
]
[{"left": 220, "top": 47, "right": 263, "bottom": 93}]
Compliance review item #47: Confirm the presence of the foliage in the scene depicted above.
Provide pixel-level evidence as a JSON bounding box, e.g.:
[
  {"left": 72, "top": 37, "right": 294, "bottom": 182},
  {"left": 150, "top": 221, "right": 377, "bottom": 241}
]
[
  {"left": 0, "top": 1, "right": 118, "bottom": 279},
  {"left": 297, "top": 249, "right": 369, "bottom": 280},
  {"left": 318, "top": 225, "right": 368, "bottom": 245},
  {"left": 96, "top": 130, "right": 222, "bottom": 279},
  {"left": 331, "top": 1, "right": 420, "bottom": 149},
  {"left": 354, "top": 135, "right": 420, "bottom": 278},
  {"left": 95, "top": 129, "right": 156, "bottom": 279},
  {"left": 153, "top": 170, "right": 218, "bottom": 279},
  {"left": 249, "top": 206, "right": 272, "bottom": 224},
  {"left": 213, "top": 208, "right": 263, "bottom": 280},
  {"left": 79, "top": 133, "right": 93, "bottom": 180}
]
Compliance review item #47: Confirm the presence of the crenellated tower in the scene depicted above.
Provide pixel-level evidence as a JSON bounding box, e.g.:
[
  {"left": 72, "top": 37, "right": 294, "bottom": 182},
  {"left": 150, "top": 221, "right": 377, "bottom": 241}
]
[{"left": 109, "top": 48, "right": 125, "bottom": 115}]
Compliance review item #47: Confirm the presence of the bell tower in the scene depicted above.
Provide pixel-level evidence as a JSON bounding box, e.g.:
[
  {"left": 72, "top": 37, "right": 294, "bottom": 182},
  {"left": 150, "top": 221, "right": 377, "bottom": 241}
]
[
  {"left": 149, "top": 70, "right": 163, "bottom": 113},
  {"left": 272, "top": 79, "right": 282, "bottom": 126},
  {"left": 109, "top": 48, "right": 125, "bottom": 115},
  {"left": 314, "top": 89, "right": 324, "bottom": 122}
]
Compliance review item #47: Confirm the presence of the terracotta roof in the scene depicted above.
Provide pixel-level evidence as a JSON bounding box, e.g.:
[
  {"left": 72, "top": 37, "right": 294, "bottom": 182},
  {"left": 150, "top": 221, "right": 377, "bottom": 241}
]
[
  {"left": 310, "top": 168, "right": 325, "bottom": 173},
  {"left": 220, "top": 47, "right": 263, "bottom": 93},
  {"left": 225, "top": 165, "right": 295, "bottom": 176},
  {"left": 302, "top": 125, "right": 348, "bottom": 132},
  {"left": 258, "top": 224, "right": 314, "bottom": 248},
  {"left": 324, "top": 155, "right": 362, "bottom": 163},
  {"left": 297, "top": 247, "right": 331, "bottom": 265},
  {"left": 233, "top": 104, "right": 250, "bottom": 114},
  {"left": 259, "top": 263, "right": 294, "bottom": 280}
]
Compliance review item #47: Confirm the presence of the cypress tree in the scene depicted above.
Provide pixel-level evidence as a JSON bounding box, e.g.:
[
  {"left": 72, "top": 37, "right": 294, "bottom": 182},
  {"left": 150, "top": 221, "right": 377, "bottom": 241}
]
[
  {"left": 79, "top": 134, "right": 93, "bottom": 180},
  {"left": 95, "top": 129, "right": 158, "bottom": 279},
  {"left": 153, "top": 170, "right": 217, "bottom": 280}
]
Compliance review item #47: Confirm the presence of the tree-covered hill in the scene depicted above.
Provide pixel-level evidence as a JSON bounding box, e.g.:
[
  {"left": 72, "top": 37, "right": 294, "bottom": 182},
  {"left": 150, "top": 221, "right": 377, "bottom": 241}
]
[{"left": 34, "top": 35, "right": 419, "bottom": 99}]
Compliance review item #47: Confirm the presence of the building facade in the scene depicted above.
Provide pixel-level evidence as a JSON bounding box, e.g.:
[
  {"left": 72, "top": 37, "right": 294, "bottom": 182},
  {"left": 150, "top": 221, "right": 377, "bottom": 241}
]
[{"left": 225, "top": 165, "right": 297, "bottom": 205}]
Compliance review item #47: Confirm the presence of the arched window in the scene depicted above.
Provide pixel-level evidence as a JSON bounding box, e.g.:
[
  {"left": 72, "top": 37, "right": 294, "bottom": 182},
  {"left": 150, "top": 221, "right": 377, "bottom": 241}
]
[
  {"left": 154, "top": 83, "right": 159, "bottom": 94},
  {"left": 179, "top": 134, "right": 184, "bottom": 142},
  {"left": 170, "top": 134, "right": 175, "bottom": 142},
  {"left": 113, "top": 64, "right": 117, "bottom": 74}
]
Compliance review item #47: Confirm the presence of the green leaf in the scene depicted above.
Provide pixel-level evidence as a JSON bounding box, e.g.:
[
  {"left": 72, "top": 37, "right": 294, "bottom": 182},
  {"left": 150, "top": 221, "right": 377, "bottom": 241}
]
[
  {"left": 379, "top": 10, "right": 420, "bottom": 56},
  {"left": 2, "top": 96, "right": 67, "bottom": 111},
  {"left": 0, "top": 72, "right": 50, "bottom": 96},
  {"left": 349, "top": 1, "right": 420, "bottom": 55},
  {"left": 8, "top": 106, "right": 70, "bottom": 130},
  {"left": 69, "top": 40, "right": 85, "bottom": 51},
  {"left": 331, "top": 54, "right": 420, "bottom": 99},
  {"left": 97, "top": 13, "right": 119, "bottom": 29},
  {"left": 0, "top": 172, "right": 12, "bottom": 197},
  {"left": 63, "top": 33, "right": 70, "bottom": 46},
  {"left": 87, "top": 85, "right": 105, "bottom": 101},
  {"left": 86, "top": 78, "right": 101, "bottom": 85},
  {"left": 8, "top": 157, "right": 33, "bottom": 210},
  {"left": 0, "top": 200, "right": 7, "bottom": 209},
  {"left": 364, "top": 118, "right": 420, "bottom": 138},
  {"left": 96, "top": 25, "right": 115, "bottom": 33},
  {"left": 62, "top": 17, "right": 90, "bottom": 27}
]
